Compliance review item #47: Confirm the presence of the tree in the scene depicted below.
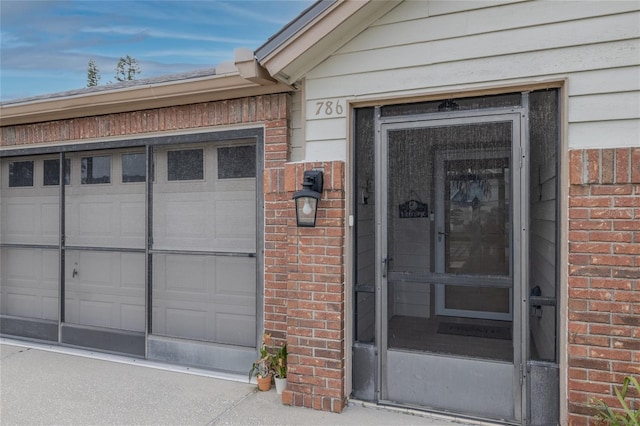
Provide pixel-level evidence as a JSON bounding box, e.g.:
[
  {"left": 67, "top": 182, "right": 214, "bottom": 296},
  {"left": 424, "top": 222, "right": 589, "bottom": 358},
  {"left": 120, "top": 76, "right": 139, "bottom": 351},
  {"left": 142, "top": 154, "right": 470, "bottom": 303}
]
[
  {"left": 114, "top": 55, "right": 141, "bottom": 82},
  {"left": 87, "top": 59, "right": 101, "bottom": 87}
]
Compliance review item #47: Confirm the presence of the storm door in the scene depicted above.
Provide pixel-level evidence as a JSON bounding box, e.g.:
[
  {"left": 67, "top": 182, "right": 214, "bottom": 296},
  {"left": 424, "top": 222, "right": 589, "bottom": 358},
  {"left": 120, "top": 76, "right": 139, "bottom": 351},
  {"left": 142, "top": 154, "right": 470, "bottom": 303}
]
[{"left": 378, "top": 110, "right": 526, "bottom": 422}]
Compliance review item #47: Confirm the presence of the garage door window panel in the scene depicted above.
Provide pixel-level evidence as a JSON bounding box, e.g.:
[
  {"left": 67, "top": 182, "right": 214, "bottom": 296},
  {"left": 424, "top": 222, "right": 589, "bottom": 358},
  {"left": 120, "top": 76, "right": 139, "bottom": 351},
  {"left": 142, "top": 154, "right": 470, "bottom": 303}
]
[
  {"left": 122, "top": 153, "right": 146, "bottom": 183},
  {"left": 217, "top": 145, "right": 256, "bottom": 179},
  {"left": 81, "top": 156, "right": 111, "bottom": 184},
  {"left": 167, "top": 149, "right": 204, "bottom": 181},
  {"left": 8, "top": 161, "right": 34, "bottom": 187},
  {"left": 43, "top": 158, "right": 71, "bottom": 186}
]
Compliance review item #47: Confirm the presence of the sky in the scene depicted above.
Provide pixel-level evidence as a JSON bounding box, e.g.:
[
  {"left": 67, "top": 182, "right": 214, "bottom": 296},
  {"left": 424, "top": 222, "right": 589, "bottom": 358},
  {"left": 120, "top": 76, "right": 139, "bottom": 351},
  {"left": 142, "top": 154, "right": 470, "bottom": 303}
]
[{"left": 0, "top": 0, "right": 315, "bottom": 102}]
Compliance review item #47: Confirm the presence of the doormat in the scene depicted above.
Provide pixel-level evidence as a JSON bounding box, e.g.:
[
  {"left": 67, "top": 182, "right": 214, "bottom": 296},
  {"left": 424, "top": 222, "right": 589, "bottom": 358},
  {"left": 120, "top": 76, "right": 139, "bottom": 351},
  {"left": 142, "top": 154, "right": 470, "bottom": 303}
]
[{"left": 437, "top": 322, "right": 511, "bottom": 340}]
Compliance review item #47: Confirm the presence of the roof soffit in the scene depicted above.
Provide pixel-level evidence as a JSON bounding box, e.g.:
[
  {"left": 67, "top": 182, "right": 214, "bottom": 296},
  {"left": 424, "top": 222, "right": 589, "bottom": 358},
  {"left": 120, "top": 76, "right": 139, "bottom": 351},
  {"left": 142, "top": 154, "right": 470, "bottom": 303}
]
[{"left": 257, "top": 0, "right": 401, "bottom": 85}]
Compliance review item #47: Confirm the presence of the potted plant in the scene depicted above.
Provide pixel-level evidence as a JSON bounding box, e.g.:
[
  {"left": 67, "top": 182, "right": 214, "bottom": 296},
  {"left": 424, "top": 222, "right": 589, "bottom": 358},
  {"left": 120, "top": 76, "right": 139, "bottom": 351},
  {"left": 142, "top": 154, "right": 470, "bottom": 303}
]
[
  {"left": 249, "top": 333, "right": 273, "bottom": 391},
  {"left": 273, "top": 343, "right": 287, "bottom": 394}
]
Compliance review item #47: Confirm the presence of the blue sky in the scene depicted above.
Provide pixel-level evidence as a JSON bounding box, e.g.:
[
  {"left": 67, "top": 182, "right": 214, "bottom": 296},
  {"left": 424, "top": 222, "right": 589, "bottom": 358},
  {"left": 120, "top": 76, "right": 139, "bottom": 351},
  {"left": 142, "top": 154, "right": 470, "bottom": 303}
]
[{"left": 0, "top": 0, "right": 314, "bottom": 101}]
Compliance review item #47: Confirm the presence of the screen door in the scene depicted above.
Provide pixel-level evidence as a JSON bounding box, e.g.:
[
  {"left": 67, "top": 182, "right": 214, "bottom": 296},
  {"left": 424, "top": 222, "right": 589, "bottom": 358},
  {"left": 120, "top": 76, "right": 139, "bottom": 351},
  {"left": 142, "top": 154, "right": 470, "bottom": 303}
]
[{"left": 378, "top": 111, "right": 526, "bottom": 422}]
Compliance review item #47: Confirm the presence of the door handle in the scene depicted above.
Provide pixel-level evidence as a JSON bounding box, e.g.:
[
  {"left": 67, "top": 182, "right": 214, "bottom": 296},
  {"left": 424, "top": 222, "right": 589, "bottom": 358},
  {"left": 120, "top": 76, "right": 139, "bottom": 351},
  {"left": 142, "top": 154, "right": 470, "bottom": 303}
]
[
  {"left": 382, "top": 257, "right": 388, "bottom": 278},
  {"left": 438, "top": 230, "right": 448, "bottom": 242}
]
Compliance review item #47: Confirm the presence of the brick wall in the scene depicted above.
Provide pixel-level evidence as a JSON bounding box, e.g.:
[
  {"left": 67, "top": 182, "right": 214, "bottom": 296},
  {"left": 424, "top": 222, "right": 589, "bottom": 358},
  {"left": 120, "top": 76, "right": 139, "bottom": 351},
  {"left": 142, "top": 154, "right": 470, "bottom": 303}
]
[
  {"left": 265, "top": 161, "right": 346, "bottom": 413},
  {"left": 1, "top": 94, "right": 289, "bottom": 146},
  {"left": 567, "top": 148, "right": 640, "bottom": 425}
]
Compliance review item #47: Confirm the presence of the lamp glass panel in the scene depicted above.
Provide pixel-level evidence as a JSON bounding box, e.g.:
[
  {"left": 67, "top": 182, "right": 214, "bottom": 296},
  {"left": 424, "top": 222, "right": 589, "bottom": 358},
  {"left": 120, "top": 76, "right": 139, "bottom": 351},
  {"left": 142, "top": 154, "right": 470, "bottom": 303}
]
[{"left": 296, "top": 196, "right": 317, "bottom": 226}]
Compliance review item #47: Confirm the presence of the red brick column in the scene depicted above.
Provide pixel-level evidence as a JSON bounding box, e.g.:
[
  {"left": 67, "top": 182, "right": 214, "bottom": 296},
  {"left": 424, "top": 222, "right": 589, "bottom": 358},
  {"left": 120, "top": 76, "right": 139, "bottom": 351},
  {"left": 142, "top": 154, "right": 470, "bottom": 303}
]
[
  {"left": 261, "top": 94, "right": 292, "bottom": 345},
  {"left": 567, "top": 148, "right": 640, "bottom": 425},
  {"left": 279, "top": 161, "right": 346, "bottom": 413}
]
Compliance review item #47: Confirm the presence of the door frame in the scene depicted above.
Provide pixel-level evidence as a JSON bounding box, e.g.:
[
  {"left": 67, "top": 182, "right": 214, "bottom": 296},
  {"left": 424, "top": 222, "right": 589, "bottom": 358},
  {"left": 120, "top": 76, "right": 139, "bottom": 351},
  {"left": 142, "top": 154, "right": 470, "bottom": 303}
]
[
  {"left": 374, "top": 106, "right": 529, "bottom": 422},
  {"left": 433, "top": 147, "right": 513, "bottom": 321}
]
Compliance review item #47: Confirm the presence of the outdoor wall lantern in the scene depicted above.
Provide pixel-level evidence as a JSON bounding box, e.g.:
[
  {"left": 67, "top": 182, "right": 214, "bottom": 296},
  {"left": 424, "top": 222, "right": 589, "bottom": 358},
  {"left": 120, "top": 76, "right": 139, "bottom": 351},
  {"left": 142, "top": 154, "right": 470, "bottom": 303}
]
[{"left": 293, "top": 170, "right": 323, "bottom": 227}]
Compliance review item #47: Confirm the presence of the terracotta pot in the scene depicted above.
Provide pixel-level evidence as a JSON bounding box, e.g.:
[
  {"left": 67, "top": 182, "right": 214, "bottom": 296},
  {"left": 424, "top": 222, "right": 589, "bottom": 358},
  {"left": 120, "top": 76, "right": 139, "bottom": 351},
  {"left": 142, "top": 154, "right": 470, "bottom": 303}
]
[{"left": 256, "top": 374, "right": 272, "bottom": 391}]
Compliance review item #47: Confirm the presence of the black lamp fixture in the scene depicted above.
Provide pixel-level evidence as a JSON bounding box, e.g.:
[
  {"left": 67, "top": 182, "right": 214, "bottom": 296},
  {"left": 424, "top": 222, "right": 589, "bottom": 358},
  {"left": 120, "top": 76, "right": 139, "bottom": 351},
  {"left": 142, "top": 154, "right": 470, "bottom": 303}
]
[{"left": 292, "top": 170, "right": 323, "bottom": 227}]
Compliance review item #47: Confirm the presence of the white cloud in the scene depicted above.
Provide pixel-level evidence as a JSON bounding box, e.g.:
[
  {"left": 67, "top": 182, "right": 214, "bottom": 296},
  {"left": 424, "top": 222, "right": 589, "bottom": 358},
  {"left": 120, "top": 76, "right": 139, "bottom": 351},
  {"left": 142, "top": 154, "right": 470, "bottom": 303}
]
[{"left": 81, "top": 26, "right": 262, "bottom": 45}]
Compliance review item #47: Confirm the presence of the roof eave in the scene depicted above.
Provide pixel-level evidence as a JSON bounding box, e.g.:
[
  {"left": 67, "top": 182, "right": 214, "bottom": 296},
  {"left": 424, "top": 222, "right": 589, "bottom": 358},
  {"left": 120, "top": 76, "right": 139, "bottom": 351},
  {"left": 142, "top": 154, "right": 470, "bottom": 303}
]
[
  {"left": 256, "top": 0, "right": 401, "bottom": 86},
  {"left": 1, "top": 68, "right": 290, "bottom": 127}
]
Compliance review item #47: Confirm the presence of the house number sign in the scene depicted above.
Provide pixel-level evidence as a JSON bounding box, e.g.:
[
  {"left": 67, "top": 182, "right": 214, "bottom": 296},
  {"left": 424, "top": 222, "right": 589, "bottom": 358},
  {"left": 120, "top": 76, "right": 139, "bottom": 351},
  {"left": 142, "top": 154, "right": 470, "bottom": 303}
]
[{"left": 313, "top": 98, "right": 346, "bottom": 118}]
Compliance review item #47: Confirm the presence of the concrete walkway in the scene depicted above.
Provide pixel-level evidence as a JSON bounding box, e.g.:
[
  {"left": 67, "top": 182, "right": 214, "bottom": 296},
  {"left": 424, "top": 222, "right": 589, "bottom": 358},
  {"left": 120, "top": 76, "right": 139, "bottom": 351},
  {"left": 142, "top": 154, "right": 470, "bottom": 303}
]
[{"left": 0, "top": 339, "right": 482, "bottom": 426}]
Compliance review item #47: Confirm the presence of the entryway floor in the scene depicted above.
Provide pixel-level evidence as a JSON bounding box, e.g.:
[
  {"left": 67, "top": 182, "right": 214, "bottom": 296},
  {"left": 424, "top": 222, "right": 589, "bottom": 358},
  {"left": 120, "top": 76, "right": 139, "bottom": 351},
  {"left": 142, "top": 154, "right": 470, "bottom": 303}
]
[{"left": 388, "top": 315, "right": 513, "bottom": 361}]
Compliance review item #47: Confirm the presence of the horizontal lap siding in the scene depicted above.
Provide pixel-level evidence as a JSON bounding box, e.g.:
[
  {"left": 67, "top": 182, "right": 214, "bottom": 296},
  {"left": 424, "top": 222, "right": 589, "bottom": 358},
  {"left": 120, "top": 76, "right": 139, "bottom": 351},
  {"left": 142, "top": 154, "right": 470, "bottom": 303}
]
[
  {"left": 297, "top": 0, "right": 640, "bottom": 421},
  {"left": 303, "top": 1, "right": 640, "bottom": 160}
]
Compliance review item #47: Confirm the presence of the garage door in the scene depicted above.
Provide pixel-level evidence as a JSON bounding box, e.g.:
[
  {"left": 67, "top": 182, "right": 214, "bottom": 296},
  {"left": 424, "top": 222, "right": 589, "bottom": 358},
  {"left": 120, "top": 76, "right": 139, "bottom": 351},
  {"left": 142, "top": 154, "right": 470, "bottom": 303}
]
[{"left": 1, "top": 130, "right": 262, "bottom": 372}]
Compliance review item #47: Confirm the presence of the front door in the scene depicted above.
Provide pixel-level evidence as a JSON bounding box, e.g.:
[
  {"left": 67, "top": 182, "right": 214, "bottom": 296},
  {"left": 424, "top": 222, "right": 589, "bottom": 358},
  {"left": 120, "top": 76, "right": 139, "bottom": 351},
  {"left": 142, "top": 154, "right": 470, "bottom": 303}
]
[{"left": 378, "top": 110, "right": 526, "bottom": 422}]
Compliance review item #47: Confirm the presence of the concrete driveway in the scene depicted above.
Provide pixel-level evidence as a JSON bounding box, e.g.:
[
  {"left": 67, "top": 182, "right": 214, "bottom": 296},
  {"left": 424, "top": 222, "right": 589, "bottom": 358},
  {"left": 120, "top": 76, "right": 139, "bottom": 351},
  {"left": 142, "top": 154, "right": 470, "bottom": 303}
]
[{"left": 0, "top": 339, "right": 480, "bottom": 425}]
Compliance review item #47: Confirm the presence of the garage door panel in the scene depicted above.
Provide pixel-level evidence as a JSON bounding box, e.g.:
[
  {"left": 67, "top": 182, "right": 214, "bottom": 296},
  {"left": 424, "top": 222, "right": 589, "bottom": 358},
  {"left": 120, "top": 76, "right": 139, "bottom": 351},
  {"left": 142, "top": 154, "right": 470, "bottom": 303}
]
[
  {"left": 164, "top": 199, "right": 207, "bottom": 237},
  {"left": 65, "top": 251, "right": 144, "bottom": 332},
  {"left": 6, "top": 293, "right": 37, "bottom": 317},
  {"left": 165, "top": 307, "right": 207, "bottom": 340},
  {"left": 216, "top": 257, "right": 257, "bottom": 297},
  {"left": 3, "top": 202, "right": 37, "bottom": 243},
  {"left": 0, "top": 248, "right": 59, "bottom": 321},
  {"left": 120, "top": 303, "right": 145, "bottom": 331},
  {"left": 41, "top": 203, "right": 60, "bottom": 239},
  {"left": 152, "top": 253, "right": 256, "bottom": 346},
  {"left": 215, "top": 312, "right": 255, "bottom": 346},
  {"left": 66, "top": 193, "right": 144, "bottom": 249},
  {"left": 78, "top": 299, "right": 112, "bottom": 328},
  {"left": 119, "top": 201, "right": 145, "bottom": 240},
  {"left": 154, "top": 304, "right": 255, "bottom": 346},
  {"left": 120, "top": 254, "right": 145, "bottom": 289},
  {"left": 214, "top": 198, "right": 256, "bottom": 242},
  {"left": 160, "top": 255, "right": 208, "bottom": 293},
  {"left": 154, "top": 255, "right": 256, "bottom": 301},
  {"left": 68, "top": 251, "right": 114, "bottom": 287},
  {"left": 153, "top": 195, "right": 257, "bottom": 252},
  {"left": 41, "top": 250, "right": 59, "bottom": 288},
  {"left": 3, "top": 248, "right": 39, "bottom": 283},
  {"left": 42, "top": 296, "right": 59, "bottom": 320},
  {"left": 78, "top": 201, "right": 113, "bottom": 238}
]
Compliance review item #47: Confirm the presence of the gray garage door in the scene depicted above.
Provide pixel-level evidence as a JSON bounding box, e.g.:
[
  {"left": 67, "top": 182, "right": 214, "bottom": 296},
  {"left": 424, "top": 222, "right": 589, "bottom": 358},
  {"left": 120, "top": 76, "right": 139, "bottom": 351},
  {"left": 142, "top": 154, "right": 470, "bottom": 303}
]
[{"left": 1, "top": 131, "right": 262, "bottom": 373}]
